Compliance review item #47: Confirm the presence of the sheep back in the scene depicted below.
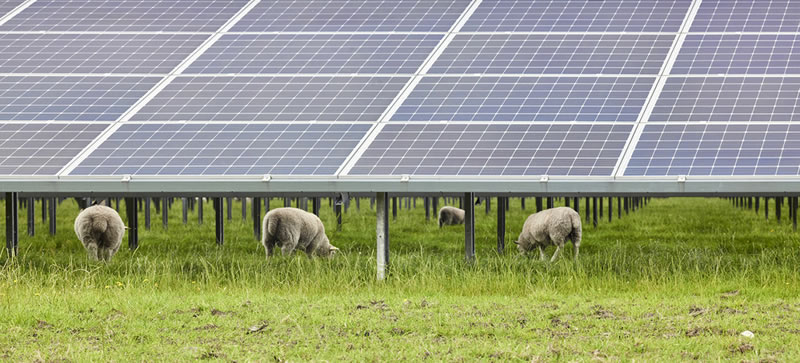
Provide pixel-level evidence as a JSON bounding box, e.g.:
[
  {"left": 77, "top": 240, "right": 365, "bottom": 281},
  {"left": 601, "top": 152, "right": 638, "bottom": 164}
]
[
  {"left": 516, "top": 207, "right": 581, "bottom": 251},
  {"left": 261, "top": 207, "right": 337, "bottom": 257},
  {"left": 73, "top": 205, "right": 125, "bottom": 261},
  {"left": 438, "top": 206, "right": 465, "bottom": 227}
]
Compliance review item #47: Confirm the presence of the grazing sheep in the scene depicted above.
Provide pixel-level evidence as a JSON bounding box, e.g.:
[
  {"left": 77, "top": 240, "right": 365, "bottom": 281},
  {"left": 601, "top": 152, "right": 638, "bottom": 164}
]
[
  {"left": 74, "top": 204, "right": 125, "bottom": 262},
  {"left": 261, "top": 207, "right": 339, "bottom": 259},
  {"left": 514, "top": 207, "right": 582, "bottom": 262},
  {"left": 438, "top": 206, "right": 465, "bottom": 228}
]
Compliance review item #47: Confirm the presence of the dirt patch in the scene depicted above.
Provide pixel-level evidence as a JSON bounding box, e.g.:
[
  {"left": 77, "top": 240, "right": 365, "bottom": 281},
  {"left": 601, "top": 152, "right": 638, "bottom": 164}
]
[
  {"left": 719, "top": 307, "right": 746, "bottom": 315},
  {"left": 730, "top": 342, "right": 754, "bottom": 354},
  {"left": 35, "top": 320, "right": 52, "bottom": 329},
  {"left": 106, "top": 309, "right": 125, "bottom": 320},
  {"left": 199, "top": 350, "right": 223, "bottom": 360},
  {"left": 592, "top": 306, "right": 615, "bottom": 319},
  {"left": 174, "top": 307, "right": 202, "bottom": 317},
  {"left": 210, "top": 309, "right": 233, "bottom": 316},
  {"left": 686, "top": 327, "right": 737, "bottom": 337},
  {"left": 356, "top": 300, "right": 388, "bottom": 311},
  {"left": 689, "top": 306, "right": 708, "bottom": 317},
  {"left": 550, "top": 316, "right": 571, "bottom": 329}
]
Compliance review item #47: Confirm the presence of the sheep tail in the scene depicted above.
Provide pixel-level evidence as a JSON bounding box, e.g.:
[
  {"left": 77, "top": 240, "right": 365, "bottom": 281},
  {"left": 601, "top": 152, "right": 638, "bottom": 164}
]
[
  {"left": 261, "top": 214, "right": 275, "bottom": 245},
  {"left": 569, "top": 212, "right": 582, "bottom": 246}
]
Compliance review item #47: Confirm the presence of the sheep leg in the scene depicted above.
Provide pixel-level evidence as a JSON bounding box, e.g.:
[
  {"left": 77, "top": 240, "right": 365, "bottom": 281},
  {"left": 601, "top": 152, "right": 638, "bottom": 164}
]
[
  {"left": 549, "top": 245, "right": 562, "bottom": 262},
  {"left": 264, "top": 239, "right": 276, "bottom": 260},
  {"left": 538, "top": 246, "right": 546, "bottom": 261},
  {"left": 281, "top": 243, "right": 295, "bottom": 257},
  {"left": 573, "top": 243, "right": 579, "bottom": 260},
  {"left": 86, "top": 242, "right": 100, "bottom": 261}
]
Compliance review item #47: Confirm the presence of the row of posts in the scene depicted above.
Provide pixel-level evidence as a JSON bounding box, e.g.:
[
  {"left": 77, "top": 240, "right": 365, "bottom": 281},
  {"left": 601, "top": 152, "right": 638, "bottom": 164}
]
[
  {"left": 4, "top": 194, "right": 650, "bottom": 261},
  {"left": 728, "top": 196, "right": 799, "bottom": 231}
]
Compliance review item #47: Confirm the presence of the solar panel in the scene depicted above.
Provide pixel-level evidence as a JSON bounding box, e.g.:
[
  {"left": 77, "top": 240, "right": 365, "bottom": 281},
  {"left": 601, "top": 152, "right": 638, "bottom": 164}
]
[
  {"left": 231, "top": 0, "right": 470, "bottom": 32},
  {"left": 390, "top": 76, "right": 655, "bottom": 122},
  {"left": 691, "top": 0, "right": 800, "bottom": 32},
  {"left": 70, "top": 123, "right": 371, "bottom": 175},
  {"left": 0, "top": 75, "right": 161, "bottom": 122},
  {"left": 462, "top": 0, "right": 691, "bottom": 32},
  {"left": 348, "top": 123, "right": 633, "bottom": 176},
  {"left": 0, "top": 0, "right": 24, "bottom": 17},
  {"left": 0, "top": 33, "right": 209, "bottom": 74},
  {"left": 131, "top": 76, "right": 409, "bottom": 122},
  {"left": 185, "top": 33, "right": 443, "bottom": 75},
  {"left": 430, "top": 34, "right": 674, "bottom": 75},
  {"left": 0, "top": 0, "right": 248, "bottom": 32},
  {"left": 0, "top": 123, "right": 108, "bottom": 175},
  {"left": 649, "top": 77, "right": 800, "bottom": 122},
  {"left": 625, "top": 123, "right": 800, "bottom": 176},
  {"left": 672, "top": 34, "right": 800, "bottom": 75}
]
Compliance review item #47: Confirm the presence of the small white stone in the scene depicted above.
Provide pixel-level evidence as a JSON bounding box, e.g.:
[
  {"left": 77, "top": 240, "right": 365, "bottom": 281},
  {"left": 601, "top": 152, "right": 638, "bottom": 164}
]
[{"left": 741, "top": 330, "right": 755, "bottom": 338}]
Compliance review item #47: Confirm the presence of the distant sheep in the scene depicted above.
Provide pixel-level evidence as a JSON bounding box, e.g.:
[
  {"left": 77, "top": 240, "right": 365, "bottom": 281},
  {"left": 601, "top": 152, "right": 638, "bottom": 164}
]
[
  {"left": 261, "top": 207, "right": 339, "bottom": 259},
  {"left": 74, "top": 204, "right": 125, "bottom": 262},
  {"left": 438, "top": 206, "right": 465, "bottom": 228},
  {"left": 514, "top": 207, "right": 582, "bottom": 262}
]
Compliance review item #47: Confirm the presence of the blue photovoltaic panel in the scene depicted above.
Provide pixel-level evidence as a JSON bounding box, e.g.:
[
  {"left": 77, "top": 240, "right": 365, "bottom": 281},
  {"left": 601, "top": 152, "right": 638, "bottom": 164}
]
[
  {"left": 0, "top": 123, "right": 108, "bottom": 176},
  {"left": 70, "top": 123, "right": 371, "bottom": 176},
  {"left": 0, "top": 33, "right": 209, "bottom": 74},
  {"left": 390, "top": 76, "right": 655, "bottom": 122},
  {"left": 650, "top": 77, "right": 800, "bottom": 122},
  {"left": 691, "top": 0, "right": 800, "bottom": 32},
  {"left": 672, "top": 34, "right": 800, "bottom": 75},
  {"left": 625, "top": 123, "right": 800, "bottom": 176},
  {"left": 430, "top": 34, "right": 674, "bottom": 75},
  {"left": 185, "top": 33, "right": 442, "bottom": 75},
  {"left": 0, "top": 0, "right": 25, "bottom": 17},
  {"left": 231, "top": 0, "right": 469, "bottom": 32},
  {"left": 0, "top": 0, "right": 247, "bottom": 32},
  {"left": 348, "top": 123, "right": 633, "bottom": 176},
  {"left": 131, "top": 76, "right": 409, "bottom": 122},
  {"left": 0, "top": 76, "right": 161, "bottom": 121},
  {"left": 462, "top": 0, "right": 691, "bottom": 32}
]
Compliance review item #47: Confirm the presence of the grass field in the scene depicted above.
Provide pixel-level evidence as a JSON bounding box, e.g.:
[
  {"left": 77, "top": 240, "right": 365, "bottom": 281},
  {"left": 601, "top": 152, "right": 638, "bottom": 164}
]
[{"left": 0, "top": 196, "right": 799, "bottom": 361}]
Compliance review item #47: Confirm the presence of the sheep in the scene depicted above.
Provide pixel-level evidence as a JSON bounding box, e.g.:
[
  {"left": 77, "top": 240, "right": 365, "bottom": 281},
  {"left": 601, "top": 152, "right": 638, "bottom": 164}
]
[
  {"left": 261, "top": 207, "right": 339, "bottom": 259},
  {"left": 438, "top": 206, "right": 465, "bottom": 228},
  {"left": 73, "top": 204, "right": 125, "bottom": 262},
  {"left": 514, "top": 207, "right": 582, "bottom": 262}
]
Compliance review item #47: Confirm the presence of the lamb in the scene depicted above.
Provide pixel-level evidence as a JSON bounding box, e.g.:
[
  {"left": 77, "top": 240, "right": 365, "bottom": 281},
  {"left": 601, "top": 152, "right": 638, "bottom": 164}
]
[
  {"left": 73, "top": 204, "right": 125, "bottom": 262},
  {"left": 261, "top": 207, "right": 339, "bottom": 259},
  {"left": 438, "top": 206, "right": 465, "bottom": 228},
  {"left": 514, "top": 207, "right": 582, "bottom": 262}
]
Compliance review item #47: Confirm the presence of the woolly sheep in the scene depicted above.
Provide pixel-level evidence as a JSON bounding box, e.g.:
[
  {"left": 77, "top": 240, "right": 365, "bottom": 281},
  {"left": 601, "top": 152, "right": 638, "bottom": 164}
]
[
  {"left": 438, "top": 206, "right": 465, "bottom": 228},
  {"left": 74, "top": 204, "right": 125, "bottom": 262},
  {"left": 261, "top": 207, "right": 339, "bottom": 259},
  {"left": 514, "top": 207, "right": 582, "bottom": 262}
]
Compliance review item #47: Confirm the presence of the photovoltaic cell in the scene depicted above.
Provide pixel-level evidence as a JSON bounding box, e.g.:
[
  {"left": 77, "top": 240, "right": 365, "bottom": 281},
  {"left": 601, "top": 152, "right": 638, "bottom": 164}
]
[
  {"left": 131, "top": 76, "right": 409, "bottom": 122},
  {"left": 0, "top": 123, "right": 108, "bottom": 176},
  {"left": 650, "top": 77, "right": 800, "bottom": 122},
  {"left": 0, "top": 76, "right": 161, "bottom": 122},
  {"left": 231, "top": 0, "right": 469, "bottom": 32},
  {"left": 0, "top": 0, "right": 247, "bottom": 32},
  {"left": 0, "top": 33, "right": 209, "bottom": 74},
  {"left": 348, "top": 123, "right": 633, "bottom": 176},
  {"left": 672, "top": 34, "right": 800, "bottom": 75},
  {"left": 0, "top": 0, "right": 25, "bottom": 17},
  {"left": 691, "top": 0, "right": 800, "bottom": 32},
  {"left": 462, "top": 0, "right": 691, "bottom": 32},
  {"left": 625, "top": 123, "right": 800, "bottom": 176},
  {"left": 391, "top": 76, "right": 655, "bottom": 122},
  {"left": 430, "top": 34, "right": 674, "bottom": 75},
  {"left": 185, "top": 33, "right": 443, "bottom": 75},
  {"left": 70, "top": 123, "right": 371, "bottom": 176}
]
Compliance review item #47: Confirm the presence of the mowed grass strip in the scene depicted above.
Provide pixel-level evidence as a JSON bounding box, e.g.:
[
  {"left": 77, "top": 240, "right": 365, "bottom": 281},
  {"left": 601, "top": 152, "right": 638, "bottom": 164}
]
[{"left": 0, "top": 197, "right": 798, "bottom": 361}]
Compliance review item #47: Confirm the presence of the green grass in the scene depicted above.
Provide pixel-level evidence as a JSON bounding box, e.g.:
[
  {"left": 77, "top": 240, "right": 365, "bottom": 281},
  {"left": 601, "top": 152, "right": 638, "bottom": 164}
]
[{"left": 1, "top": 197, "right": 799, "bottom": 361}]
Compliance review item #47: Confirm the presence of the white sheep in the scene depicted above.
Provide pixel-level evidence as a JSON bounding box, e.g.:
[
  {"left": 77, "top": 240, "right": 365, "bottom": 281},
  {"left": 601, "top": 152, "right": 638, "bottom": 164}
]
[
  {"left": 438, "top": 206, "right": 465, "bottom": 228},
  {"left": 514, "top": 207, "right": 582, "bottom": 262},
  {"left": 261, "top": 207, "right": 339, "bottom": 259},
  {"left": 74, "top": 204, "right": 125, "bottom": 262}
]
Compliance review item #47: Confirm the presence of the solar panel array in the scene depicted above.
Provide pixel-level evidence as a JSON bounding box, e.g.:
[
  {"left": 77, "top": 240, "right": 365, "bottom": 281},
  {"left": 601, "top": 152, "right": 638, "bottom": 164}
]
[{"left": 0, "top": 0, "right": 797, "bottom": 184}]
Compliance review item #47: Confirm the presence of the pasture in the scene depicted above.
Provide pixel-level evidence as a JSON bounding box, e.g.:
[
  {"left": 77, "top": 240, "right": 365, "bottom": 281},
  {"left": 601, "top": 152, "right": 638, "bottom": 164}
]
[{"left": 1, "top": 197, "right": 799, "bottom": 361}]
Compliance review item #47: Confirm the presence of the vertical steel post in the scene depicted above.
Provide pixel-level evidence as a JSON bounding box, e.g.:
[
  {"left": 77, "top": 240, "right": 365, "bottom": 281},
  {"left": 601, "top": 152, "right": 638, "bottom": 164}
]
[
  {"left": 162, "top": 197, "right": 168, "bottom": 230},
  {"left": 144, "top": 198, "right": 151, "bottom": 230},
  {"left": 376, "top": 192, "right": 389, "bottom": 280},
  {"left": 27, "top": 197, "right": 34, "bottom": 237},
  {"left": 253, "top": 197, "right": 261, "bottom": 240},
  {"left": 49, "top": 197, "right": 56, "bottom": 236},
  {"left": 214, "top": 198, "right": 223, "bottom": 245},
  {"left": 125, "top": 197, "right": 138, "bottom": 250},
  {"left": 5, "top": 193, "right": 19, "bottom": 257},
  {"left": 464, "top": 192, "right": 475, "bottom": 261},
  {"left": 497, "top": 197, "right": 506, "bottom": 254}
]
